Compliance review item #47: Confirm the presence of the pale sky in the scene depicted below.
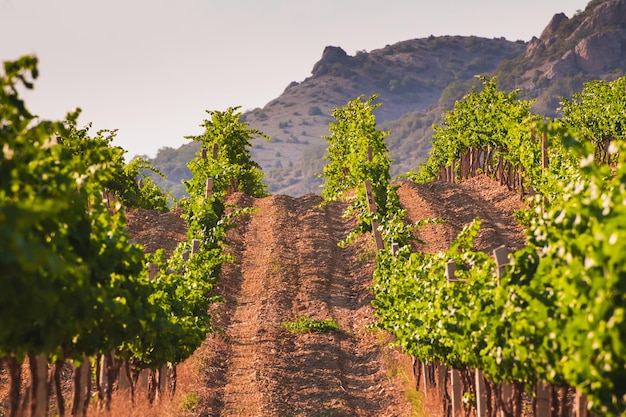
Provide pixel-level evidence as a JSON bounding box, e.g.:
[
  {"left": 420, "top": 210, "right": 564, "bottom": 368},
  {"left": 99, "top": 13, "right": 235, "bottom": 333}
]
[{"left": 1, "top": 0, "right": 590, "bottom": 160}]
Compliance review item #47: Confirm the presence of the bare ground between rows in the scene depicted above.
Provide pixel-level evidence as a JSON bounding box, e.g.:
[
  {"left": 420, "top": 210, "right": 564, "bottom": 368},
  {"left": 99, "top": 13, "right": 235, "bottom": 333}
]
[
  {"left": 197, "top": 192, "right": 414, "bottom": 417},
  {"left": 196, "top": 175, "right": 527, "bottom": 417},
  {"left": 395, "top": 176, "right": 527, "bottom": 254}
]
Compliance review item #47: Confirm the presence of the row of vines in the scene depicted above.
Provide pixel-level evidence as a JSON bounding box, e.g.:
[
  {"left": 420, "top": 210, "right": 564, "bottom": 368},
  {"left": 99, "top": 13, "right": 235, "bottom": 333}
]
[
  {"left": 4, "top": 49, "right": 626, "bottom": 417},
  {"left": 321, "top": 75, "right": 626, "bottom": 416},
  {"left": 0, "top": 56, "right": 267, "bottom": 417}
]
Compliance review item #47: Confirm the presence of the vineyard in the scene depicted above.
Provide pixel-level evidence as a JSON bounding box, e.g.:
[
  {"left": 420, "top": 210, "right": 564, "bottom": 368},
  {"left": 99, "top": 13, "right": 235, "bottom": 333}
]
[{"left": 2, "top": 55, "right": 626, "bottom": 417}]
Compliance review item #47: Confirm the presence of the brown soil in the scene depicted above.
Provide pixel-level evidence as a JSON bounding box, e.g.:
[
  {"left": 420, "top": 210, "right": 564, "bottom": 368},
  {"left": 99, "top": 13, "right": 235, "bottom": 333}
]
[
  {"left": 197, "top": 192, "right": 413, "bottom": 417},
  {"left": 146, "top": 175, "right": 524, "bottom": 417},
  {"left": 0, "top": 175, "right": 527, "bottom": 417},
  {"left": 395, "top": 176, "right": 527, "bottom": 254},
  {"left": 124, "top": 206, "right": 188, "bottom": 255}
]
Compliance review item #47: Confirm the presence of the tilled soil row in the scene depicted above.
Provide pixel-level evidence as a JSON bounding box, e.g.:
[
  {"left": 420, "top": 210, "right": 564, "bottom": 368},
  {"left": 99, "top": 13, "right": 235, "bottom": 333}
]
[
  {"left": 196, "top": 176, "right": 525, "bottom": 417},
  {"left": 198, "top": 193, "right": 413, "bottom": 417},
  {"left": 396, "top": 177, "right": 527, "bottom": 254}
]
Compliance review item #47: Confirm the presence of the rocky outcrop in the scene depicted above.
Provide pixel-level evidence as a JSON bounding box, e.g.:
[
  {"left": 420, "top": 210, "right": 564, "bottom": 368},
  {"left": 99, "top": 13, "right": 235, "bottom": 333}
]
[
  {"left": 311, "top": 46, "right": 352, "bottom": 77},
  {"left": 570, "top": 0, "right": 626, "bottom": 39},
  {"left": 528, "top": 0, "right": 626, "bottom": 78},
  {"left": 574, "top": 30, "right": 626, "bottom": 73},
  {"left": 539, "top": 12, "right": 569, "bottom": 42}
]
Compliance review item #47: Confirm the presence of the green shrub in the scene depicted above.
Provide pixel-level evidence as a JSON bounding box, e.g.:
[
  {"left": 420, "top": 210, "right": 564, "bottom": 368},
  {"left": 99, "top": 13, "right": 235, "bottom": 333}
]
[{"left": 283, "top": 315, "right": 342, "bottom": 334}]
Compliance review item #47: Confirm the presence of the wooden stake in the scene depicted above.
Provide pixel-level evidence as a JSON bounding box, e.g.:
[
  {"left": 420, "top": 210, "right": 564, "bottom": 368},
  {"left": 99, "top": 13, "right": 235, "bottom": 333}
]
[
  {"left": 371, "top": 221, "right": 384, "bottom": 251},
  {"left": 205, "top": 178, "right": 214, "bottom": 198},
  {"left": 451, "top": 369, "right": 462, "bottom": 417},
  {"left": 422, "top": 361, "right": 430, "bottom": 395},
  {"left": 493, "top": 245, "right": 508, "bottom": 286},
  {"left": 475, "top": 369, "right": 487, "bottom": 417},
  {"left": 363, "top": 180, "right": 383, "bottom": 250},
  {"left": 363, "top": 180, "right": 377, "bottom": 214},
  {"left": 391, "top": 242, "right": 399, "bottom": 258},
  {"left": 445, "top": 260, "right": 458, "bottom": 282},
  {"left": 229, "top": 177, "right": 238, "bottom": 194},
  {"left": 574, "top": 389, "right": 589, "bottom": 417},
  {"left": 147, "top": 263, "right": 159, "bottom": 281}
]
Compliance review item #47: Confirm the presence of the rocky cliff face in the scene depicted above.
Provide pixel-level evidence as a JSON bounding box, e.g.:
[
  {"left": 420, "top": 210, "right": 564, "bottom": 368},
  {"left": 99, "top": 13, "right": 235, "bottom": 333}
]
[
  {"left": 524, "top": 0, "right": 626, "bottom": 81},
  {"left": 311, "top": 46, "right": 353, "bottom": 77}
]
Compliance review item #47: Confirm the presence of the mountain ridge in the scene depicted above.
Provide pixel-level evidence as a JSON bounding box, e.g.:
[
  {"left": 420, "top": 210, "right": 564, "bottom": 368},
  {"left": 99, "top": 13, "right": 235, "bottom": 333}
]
[{"left": 147, "top": 0, "right": 626, "bottom": 198}]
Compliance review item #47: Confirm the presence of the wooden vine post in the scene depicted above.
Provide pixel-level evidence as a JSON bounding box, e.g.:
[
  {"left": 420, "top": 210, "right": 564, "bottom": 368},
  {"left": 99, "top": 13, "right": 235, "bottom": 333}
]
[
  {"left": 450, "top": 368, "right": 462, "bottom": 417},
  {"left": 363, "top": 180, "right": 384, "bottom": 251},
  {"left": 391, "top": 242, "right": 399, "bottom": 259},
  {"left": 205, "top": 178, "right": 214, "bottom": 199},
  {"left": 493, "top": 245, "right": 508, "bottom": 286},
  {"left": 574, "top": 390, "right": 589, "bottom": 417},
  {"left": 202, "top": 146, "right": 215, "bottom": 198},
  {"left": 363, "top": 146, "right": 384, "bottom": 250},
  {"left": 147, "top": 263, "right": 159, "bottom": 281},
  {"left": 493, "top": 245, "right": 516, "bottom": 417},
  {"left": 475, "top": 369, "right": 488, "bottom": 417},
  {"left": 445, "top": 260, "right": 462, "bottom": 417},
  {"left": 192, "top": 239, "right": 200, "bottom": 255}
]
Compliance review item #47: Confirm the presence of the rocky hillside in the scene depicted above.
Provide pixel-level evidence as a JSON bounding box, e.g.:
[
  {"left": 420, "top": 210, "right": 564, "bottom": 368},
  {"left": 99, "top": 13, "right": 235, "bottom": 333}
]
[
  {"left": 496, "top": 0, "right": 626, "bottom": 114},
  {"left": 243, "top": 36, "right": 524, "bottom": 196},
  {"left": 148, "top": 0, "right": 626, "bottom": 198}
]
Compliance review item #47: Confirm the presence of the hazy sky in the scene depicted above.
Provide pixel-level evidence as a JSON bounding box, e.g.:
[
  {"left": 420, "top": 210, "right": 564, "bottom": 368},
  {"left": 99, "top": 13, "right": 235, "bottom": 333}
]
[{"left": 2, "top": 0, "right": 590, "bottom": 159}]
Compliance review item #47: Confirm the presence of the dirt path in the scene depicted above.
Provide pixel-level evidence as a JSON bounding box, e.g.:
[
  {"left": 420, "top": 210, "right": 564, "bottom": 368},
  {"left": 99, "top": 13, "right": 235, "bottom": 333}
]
[
  {"left": 198, "top": 193, "right": 413, "bottom": 417},
  {"left": 190, "top": 175, "right": 527, "bottom": 417}
]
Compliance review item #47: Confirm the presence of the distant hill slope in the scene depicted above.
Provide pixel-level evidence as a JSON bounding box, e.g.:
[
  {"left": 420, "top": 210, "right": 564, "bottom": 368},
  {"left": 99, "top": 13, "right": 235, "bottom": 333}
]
[
  {"left": 243, "top": 36, "right": 525, "bottom": 196},
  {"left": 148, "top": 0, "right": 626, "bottom": 198}
]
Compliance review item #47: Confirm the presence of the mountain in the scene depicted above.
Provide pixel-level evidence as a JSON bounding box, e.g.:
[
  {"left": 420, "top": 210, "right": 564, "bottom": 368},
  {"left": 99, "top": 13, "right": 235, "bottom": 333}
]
[{"left": 148, "top": 0, "right": 626, "bottom": 199}]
